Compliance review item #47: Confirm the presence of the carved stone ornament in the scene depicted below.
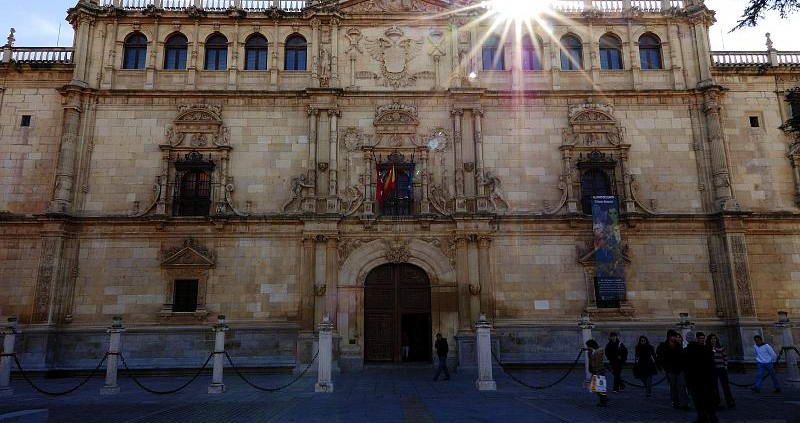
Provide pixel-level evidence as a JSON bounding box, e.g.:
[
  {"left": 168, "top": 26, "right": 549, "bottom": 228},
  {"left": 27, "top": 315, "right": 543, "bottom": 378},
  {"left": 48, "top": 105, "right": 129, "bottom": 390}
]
[
  {"left": 341, "top": 127, "right": 372, "bottom": 151},
  {"left": 384, "top": 238, "right": 411, "bottom": 264},
  {"left": 479, "top": 170, "right": 510, "bottom": 212},
  {"left": 365, "top": 26, "right": 424, "bottom": 88},
  {"left": 563, "top": 103, "right": 624, "bottom": 147},
  {"left": 165, "top": 104, "right": 227, "bottom": 148},
  {"left": 162, "top": 238, "right": 215, "bottom": 268},
  {"left": 283, "top": 172, "right": 316, "bottom": 213},
  {"left": 344, "top": 0, "right": 447, "bottom": 13},
  {"left": 344, "top": 27, "right": 363, "bottom": 55},
  {"left": 342, "top": 185, "right": 365, "bottom": 216}
]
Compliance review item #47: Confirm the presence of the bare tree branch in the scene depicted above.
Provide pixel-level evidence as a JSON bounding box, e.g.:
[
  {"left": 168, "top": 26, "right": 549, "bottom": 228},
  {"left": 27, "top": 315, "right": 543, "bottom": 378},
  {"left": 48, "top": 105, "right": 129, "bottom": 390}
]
[{"left": 733, "top": 0, "right": 800, "bottom": 31}]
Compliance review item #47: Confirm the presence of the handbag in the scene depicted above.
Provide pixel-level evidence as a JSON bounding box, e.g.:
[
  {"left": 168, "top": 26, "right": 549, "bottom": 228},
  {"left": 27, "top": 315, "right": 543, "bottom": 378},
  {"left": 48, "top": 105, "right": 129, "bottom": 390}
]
[{"left": 590, "top": 375, "right": 608, "bottom": 393}]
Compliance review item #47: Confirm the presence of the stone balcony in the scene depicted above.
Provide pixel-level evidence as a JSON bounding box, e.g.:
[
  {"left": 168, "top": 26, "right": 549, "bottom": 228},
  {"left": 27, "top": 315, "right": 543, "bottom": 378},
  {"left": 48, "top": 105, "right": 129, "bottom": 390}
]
[{"left": 99, "top": 0, "right": 307, "bottom": 12}]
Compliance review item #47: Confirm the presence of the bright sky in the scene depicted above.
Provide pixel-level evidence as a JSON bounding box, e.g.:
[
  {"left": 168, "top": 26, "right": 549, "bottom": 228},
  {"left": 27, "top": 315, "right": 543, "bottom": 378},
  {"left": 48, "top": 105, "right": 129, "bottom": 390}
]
[{"left": 0, "top": 0, "right": 796, "bottom": 51}]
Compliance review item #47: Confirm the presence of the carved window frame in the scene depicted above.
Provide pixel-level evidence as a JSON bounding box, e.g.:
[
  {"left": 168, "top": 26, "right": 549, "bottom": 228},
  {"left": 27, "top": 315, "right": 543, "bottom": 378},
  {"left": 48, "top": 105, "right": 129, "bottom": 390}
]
[
  {"left": 577, "top": 152, "right": 618, "bottom": 215},
  {"left": 159, "top": 239, "right": 214, "bottom": 322}
]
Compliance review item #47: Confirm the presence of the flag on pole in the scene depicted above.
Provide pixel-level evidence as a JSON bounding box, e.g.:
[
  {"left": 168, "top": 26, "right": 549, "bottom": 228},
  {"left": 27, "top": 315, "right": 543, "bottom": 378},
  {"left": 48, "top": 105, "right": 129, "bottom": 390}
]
[
  {"left": 383, "top": 165, "right": 396, "bottom": 199},
  {"left": 376, "top": 162, "right": 384, "bottom": 205}
]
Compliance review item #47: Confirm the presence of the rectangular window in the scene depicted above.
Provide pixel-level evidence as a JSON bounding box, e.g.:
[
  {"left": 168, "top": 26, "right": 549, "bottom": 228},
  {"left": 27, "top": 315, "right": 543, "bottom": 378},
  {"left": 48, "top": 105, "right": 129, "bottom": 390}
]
[
  {"left": 173, "top": 279, "right": 199, "bottom": 312},
  {"left": 749, "top": 116, "right": 760, "bottom": 128},
  {"left": 20, "top": 115, "right": 32, "bottom": 127}
]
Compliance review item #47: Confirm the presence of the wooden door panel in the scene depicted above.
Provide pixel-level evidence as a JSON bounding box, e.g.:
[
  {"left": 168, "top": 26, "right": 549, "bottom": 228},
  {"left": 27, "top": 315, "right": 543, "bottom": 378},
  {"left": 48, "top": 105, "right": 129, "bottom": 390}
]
[{"left": 365, "top": 313, "right": 394, "bottom": 361}]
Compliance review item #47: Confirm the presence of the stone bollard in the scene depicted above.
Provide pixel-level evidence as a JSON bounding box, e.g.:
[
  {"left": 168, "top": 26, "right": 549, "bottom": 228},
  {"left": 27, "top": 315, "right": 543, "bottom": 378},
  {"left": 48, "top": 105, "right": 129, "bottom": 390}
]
[
  {"left": 208, "top": 315, "right": 229, "bottom": 394},
  {"left": 315, "top": 315, "right": 334, "bottom": 393},
  {"left": 475, "top": 314, "right": 497, "bottom": 391},
  {"left": 678, "top": 312, "right": 694, "bottom": 348},
  {"left": 579, "top": 312, "right": 594, "bottom": 384},
  {"left": 101, "top": 316, "right": 125, "bottom": 395},
  {"left": 0, "top": 317, "right": 19, "bottom": 397},
  {"left": 776, "top": 311, "right": 800, "bottom": 385}
]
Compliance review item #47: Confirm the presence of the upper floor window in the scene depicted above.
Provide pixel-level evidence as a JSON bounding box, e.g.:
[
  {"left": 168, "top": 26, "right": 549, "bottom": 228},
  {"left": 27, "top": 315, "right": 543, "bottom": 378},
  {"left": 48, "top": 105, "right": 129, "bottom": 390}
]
[
  {"left": 482, "top": 35, "right": 506, "bottom": 71},
  {"left": 377, "top": 153, "right": 415, "bottom": 217},
  {"left": 639, "top": 33, "right": 663, "bottom": 70},
  {"left": 245, "top": 34, "right": 268, "bottom": 71},
  {"left": 164, "top": 33, "right": 188, "bottom": 70},
  {"left": 560, "top": 35, "right": 583, "bottom": 71},
  {"left": 599, "top": 34, "right": 623, "bottom": 70},
  {"left": 173, "top": 152, "right": 214, "bottom": 217},
  {"left": 205, "top": 34, "right": 228, "bottom": 71},
  {"left": 123, "top": 32, "right": 147, "bottom": 70},
  {"left": 285, "top": 34, "right": 307, "bottom": 71},
  {"left": 521, "top": 35, "right": 542, "bottom": 71},
  {"left": 581, "top": 169, "right": 612, "bottom": 215}
]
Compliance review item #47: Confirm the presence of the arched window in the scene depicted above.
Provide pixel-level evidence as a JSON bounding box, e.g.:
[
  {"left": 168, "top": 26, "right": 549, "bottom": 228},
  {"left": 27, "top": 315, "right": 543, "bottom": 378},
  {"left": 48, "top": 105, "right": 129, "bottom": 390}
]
[
  {"left": 560, "top": 35, "right": 583, "bottom": 71},
  {"left": 285, "top": 34, "right": 307, "bottom": 71},
  {"left": 599, "top": 34, "right": 623, "bottom": 70},
  {"left": 521, "top": 35, "right": 542, "bottom": 71},
  {"left": 244, "top": 34, "right": 268, "bottom": 71},
  {"left": 482, "top": 35, "right": 505, "bottom": 71},
  {"left": 122, "top": 32, "right": 147, "bottom": 70},
  {"left": 164, "top": 33, "right": 188, "bottom": 70},
  {"left": 639, "top": 33, "right": 663, "bottom": 70},
  {"left": 205, "top": 34, "right": 228, "bottom": 71},
  {"left": 581, "top": 169, "right": 612, "bottom": 214}
]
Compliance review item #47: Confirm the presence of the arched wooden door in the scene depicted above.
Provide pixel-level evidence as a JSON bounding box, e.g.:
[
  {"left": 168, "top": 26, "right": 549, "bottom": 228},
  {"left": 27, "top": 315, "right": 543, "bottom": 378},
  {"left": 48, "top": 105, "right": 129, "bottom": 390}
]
[{"left": 364, "top": 263, "right": 432, "bottom": 363}]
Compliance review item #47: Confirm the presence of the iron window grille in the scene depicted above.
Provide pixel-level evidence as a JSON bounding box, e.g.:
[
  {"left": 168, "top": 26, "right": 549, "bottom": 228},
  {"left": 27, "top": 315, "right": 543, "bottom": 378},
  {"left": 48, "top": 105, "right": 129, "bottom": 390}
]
[
  {"left": 577, "top": 151, "right": 616, "bottom": 215},
  {"left": 378, "top": 152, "right": 416, "bottom": 217},
  {"left": 172, "top": 151, "right": 215, "bottom": 217}
]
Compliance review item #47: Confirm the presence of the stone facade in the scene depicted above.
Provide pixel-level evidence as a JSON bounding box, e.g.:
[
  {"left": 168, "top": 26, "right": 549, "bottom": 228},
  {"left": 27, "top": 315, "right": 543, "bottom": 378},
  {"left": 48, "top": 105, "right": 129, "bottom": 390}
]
[{"left": 1, "top": 0, "right": 800, "bottom": 370}]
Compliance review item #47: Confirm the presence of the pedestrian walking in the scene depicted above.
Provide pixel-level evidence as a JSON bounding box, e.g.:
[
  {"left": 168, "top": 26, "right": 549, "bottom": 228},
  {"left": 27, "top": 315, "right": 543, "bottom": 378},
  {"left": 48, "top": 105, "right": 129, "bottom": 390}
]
[
  {"left": 657, "top": 329, "right": 691, "bottom": 410},
  {"left": 752, "top": 335, "right": 781, "bottom": 393},
  {"left": 633, "top": 335, "right": 658, "bottom": 397},
  {"left": 605, "top": 332, "right": 628, "bottom": 393},
  {"left": 685, "top": 332, "right": 718, "bottom": 423},
  {"left": 432, "top": 333, "right": 450, "bottom": 381},
  {"left": 706, "top": 334, "right": 735, "bottom": 409},
  {"left": 586, "top": 339, "right": 609, "bottom": 407}
]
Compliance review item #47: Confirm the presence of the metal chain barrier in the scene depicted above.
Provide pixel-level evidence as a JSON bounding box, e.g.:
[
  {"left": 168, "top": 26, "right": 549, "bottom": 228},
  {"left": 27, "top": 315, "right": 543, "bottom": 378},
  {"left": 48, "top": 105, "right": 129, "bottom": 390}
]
[
  {"left": 3, "top": 352, "right": 108, "bottom": 396},
  {"left": 727, "top": 347, "right": 788, "bottom": 388},
  {"left": 603, "top": 363, "right": 667, "bottom": 389},
  {"left": 491, "top": 348, "right": 586, "bottom": 390},
  {"left": 118, "top": 352, "right": 214, "bottom": 395},
  {"left": 224, "top": 350, "right": 318, "bottom": 392}
]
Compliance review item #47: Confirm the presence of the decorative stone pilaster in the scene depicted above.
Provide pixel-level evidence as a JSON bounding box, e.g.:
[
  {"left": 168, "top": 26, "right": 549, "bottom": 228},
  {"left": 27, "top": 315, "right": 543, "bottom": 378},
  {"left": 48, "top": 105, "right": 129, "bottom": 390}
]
[
  {"left": 100, "top": 316, "right": 124, "bottom": 395},
  {"left": 775, "top": 312, "right": 800, "bottom": 385},
  {"left": 324, "top": 237, "right": 339, "bottom": 326},
  {"left": 315, "top": 316, "right": 334, "bottom": 393},
  {"left": 300, "top": 236, "right": 316, "bottom": 332},
  {"left": 208, "top": 315, "right": 229, "bottom": 394},
  {"left": 327, "top": 109, "right": 341, "bottom": 213},
  {"left": 475, "top": 315, "right": 496, "bottom": 391},
  {"left": 455, "top": 235, "right": 471, "bottom": 331},
  {"left": 579, "top": 313, "right": 594, "bottom": 384},
  {"left": 0, "top": 318, "right": 18, "bottom": 397},
  {"left": 451, "top": 109, "right": 467, "bottom": 213},
  {"left": 477, "top": 236, "right": 492, "bottom": 318},
  {"left": 49, "top": 87, "right": 85, "bottom": 214},
  {"left": 702, "top": 89, "right": 741, "bottom": 212}
]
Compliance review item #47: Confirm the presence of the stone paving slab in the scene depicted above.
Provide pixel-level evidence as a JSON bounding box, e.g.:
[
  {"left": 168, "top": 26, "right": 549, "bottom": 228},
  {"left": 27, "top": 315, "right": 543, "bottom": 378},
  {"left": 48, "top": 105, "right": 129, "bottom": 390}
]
[{"left": 0, "top": 368, "right": 798, "bottom": 423}]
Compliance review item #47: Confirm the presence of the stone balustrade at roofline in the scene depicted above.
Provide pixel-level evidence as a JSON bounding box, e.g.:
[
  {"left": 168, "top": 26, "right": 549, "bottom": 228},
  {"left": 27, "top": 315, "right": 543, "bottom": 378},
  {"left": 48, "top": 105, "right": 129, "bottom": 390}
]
[
  {"left": 712, "top": 50, "right": 800, "bottom": 68},
  {"left": 1, "top": 47, "right": 74, "bottom": 64}
]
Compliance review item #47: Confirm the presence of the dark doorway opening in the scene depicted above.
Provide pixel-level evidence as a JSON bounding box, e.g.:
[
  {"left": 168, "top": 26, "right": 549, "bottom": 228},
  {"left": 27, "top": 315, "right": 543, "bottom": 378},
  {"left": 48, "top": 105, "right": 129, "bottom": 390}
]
[{"left": 364, "top": 263, "right": 432, "bottom": 363}]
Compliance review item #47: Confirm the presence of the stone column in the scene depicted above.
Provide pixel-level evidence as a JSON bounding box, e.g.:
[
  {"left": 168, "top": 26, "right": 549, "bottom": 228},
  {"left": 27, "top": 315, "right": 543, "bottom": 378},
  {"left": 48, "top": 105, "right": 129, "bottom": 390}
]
[
  {"left": 789, "top": 153, "right": 800, "bottom": 207},
  {"left": 474, "top": 110, "right": 489, "bottom": 212},
  {"left": 100, "top": 316, "right": 124, "bottom": 395},
  {"left": 331, "top": 18, "right": 340, "bottom": 87},
  {"left": 325, "top": 237, "right": 339, "bottom": 326},
  {"left": 327, "top": 109, "right": 340, "bottom": 213},
  {"left": 455, "top": 236, "right": 471, "bottom": 331},
  {"left": 579, "top": 313, "right": 594, "bottom": 384},
  {"left": 703, "top": 89, "right": 740, "bottom": 211},
  {"left": 452, "top": 109, "right": 467, "bottom": 213},
  {"left": 49, "top": 88, "right": 84, "bottom": 214},
  {"left": 308, "top": 107, "right": 319, "bottom": 198},
  {"left": 0, "top": 318, "right": 18, "bottom": 397},
  {"left": 208, "top": 315, "right": 229, "bottom": 394},
  {"left": 68, "top": 13, "right": 94, "bottom": 87},
  {"left": 311, "top": 19, "right": 320, "bottom": 87},
  {"left": 477, "top": 236, "right": 492, "bottom": 317},
  {"left": 418, "top": 147, "right": 431, "bottom": 214},
  {"left": 362, "top": 148, "right": 375, "bottom": 217},
  {"left": 315, "top": 316, "right": 334, "bottom": 392},
  {"left": 677, "top": 312, "right": 694, "bottom": 348},
  {"left": 300, "top": 236, "right": 316, "bottom": 332},
  {"left": 776, "top": 311, "right": 800, "bottom": 385},
  {"left": 475, "top": 315, "right": 496, "bottom": 391}
]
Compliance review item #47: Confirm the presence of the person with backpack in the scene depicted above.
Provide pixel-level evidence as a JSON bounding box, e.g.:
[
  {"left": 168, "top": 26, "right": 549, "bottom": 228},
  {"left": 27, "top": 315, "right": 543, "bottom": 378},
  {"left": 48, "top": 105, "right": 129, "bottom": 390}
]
[
  {"left": 633, "top": 335, "right": 658, "bottom": 397},
  {"left": 605, "top": 332, "right": 628, "bottom": 393}
]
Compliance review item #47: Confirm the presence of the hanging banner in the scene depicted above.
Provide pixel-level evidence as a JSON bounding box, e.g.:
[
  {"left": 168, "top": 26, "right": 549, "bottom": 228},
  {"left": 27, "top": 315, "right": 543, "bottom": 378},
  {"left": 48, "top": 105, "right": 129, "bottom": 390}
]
[{"left": 591, "top": 196, "right": 626, "bottom": 303}]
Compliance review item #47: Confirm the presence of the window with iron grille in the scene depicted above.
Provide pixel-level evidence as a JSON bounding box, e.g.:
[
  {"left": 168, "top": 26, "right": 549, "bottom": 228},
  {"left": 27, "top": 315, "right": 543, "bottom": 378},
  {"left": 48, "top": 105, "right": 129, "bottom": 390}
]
[
  {"left": 378, "top": 152, "right": 415, "bottom": 217},
  {"left": 578, "top": 152, "right": 616, "bottom": 215},
  {"left": 173, "top": 151, "right": 214, "bottom": 217},
  {"left": 173, "top": 279, "right": 199, "bottom": 312}
]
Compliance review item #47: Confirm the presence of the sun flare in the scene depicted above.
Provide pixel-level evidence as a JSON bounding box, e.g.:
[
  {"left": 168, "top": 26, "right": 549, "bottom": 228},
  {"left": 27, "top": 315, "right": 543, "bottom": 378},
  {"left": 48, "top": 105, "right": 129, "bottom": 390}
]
[{"left": 485, "top": 0, "right": 551, "bottom": 22}]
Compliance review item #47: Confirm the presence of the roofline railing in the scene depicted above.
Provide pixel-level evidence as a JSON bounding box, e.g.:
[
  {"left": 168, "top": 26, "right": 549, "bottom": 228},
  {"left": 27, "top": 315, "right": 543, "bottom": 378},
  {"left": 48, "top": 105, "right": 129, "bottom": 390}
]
[
  {"left": 100, "top": 0, "right": 307, "bottom": 12},
  {"left": 712, "top": 50, "right": 800, "bottom": 67},
  {"left": 1, "top": 47, "right": 74, "bottom": 65}
]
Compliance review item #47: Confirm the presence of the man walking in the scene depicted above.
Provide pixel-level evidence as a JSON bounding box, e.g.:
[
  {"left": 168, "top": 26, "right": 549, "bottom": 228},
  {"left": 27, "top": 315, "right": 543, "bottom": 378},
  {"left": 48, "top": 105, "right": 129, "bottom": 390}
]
[
  {"left": 685, "top": 332, "right": 718, "bottom": 423},
  {"left": 433, "top": 333, "right": 450, "bottom": 381},
  {"left": 657, "top": 329, "right": 690, "bottom": 410},
  {"left": 605, "top": 332, "right": 628, "bottom": 392},
  {"left": 752, "top": 335, "right": 781, "bottom": 393}
]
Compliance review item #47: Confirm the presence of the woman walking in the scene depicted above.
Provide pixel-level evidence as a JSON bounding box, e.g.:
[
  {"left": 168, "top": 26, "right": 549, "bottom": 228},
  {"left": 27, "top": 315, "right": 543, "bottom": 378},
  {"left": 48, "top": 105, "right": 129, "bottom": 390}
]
[
  {"left": 634, "top": 336, "right": 658, "bottom": 397},
  {"left": 586, "top": 339, "right": 609, "bottom": 407},
  {"left": 707, "top": 334, "right": 735, "bottom": 409}
]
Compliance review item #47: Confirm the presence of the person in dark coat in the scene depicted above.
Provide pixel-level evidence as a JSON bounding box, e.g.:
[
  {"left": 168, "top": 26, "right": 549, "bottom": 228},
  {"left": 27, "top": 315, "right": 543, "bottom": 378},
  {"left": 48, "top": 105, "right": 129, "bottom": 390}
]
[
  {"left": 707, "top": 333, "right": 735, "bottom": 409},
  {"left": 684, "top": 332, "right": 719, "bottom": 423},
  {"left": 657, "top": 329, "right": 690, "bottom": 409},
  {"left": 634, "top": 335, "right": 658, "bottom": 397},
  {"left": 433, "top": 333, "right": 450, "bottom": 381},
  {"left": 605, "top": 332, "right": 628, "bottom": 392}
]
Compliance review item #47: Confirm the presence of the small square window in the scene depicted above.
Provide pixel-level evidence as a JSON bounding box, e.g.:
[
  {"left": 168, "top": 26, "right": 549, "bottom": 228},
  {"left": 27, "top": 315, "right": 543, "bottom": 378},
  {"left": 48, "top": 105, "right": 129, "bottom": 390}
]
[
  {"left": 749, "top": 116, "right": 760, "bottom": 128},
  {"left": 173, "top": 279, "right": 198, "bottom": 312},
  {"left": 20, "top": 115, "right": 32, "bottom": 127}
]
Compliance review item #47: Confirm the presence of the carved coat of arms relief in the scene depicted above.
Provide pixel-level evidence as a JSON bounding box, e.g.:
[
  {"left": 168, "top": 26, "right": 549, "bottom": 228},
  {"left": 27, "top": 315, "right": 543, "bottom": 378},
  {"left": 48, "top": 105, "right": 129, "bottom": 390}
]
[{"left": 365, "top": 26, "right": 424, "bottom": 88}]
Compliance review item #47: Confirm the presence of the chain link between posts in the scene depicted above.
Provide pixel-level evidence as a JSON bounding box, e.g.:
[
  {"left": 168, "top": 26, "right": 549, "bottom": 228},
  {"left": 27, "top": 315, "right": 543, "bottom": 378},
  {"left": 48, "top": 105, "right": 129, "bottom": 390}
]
[
  {"left": 224, "top": 350, "right": 319, "bottom": 392},
  {"left": 118, "top": 352, "right": 214, "bottom": 394},
  {"left": 491, "top": 348, "right": 586, "bottom": 390},
  {"left": 3, "top": 352, "right": 109, "bottom": 396}
]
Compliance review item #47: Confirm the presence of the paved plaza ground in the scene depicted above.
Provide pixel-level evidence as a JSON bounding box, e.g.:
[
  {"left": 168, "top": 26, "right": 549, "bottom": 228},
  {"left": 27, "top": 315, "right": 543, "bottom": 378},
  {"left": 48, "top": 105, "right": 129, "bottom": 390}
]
[{"left": 0, "top": 365, "right": 798, "bottom": 423}]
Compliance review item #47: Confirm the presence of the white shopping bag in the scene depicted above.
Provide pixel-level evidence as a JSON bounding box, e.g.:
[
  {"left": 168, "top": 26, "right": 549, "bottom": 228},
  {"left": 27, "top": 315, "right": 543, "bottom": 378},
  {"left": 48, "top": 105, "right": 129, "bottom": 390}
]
[{"left": 590, "top": 375, "right": 608, "bottom": 393}]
